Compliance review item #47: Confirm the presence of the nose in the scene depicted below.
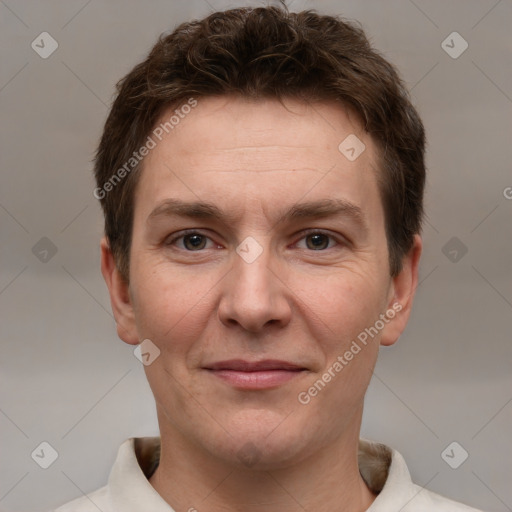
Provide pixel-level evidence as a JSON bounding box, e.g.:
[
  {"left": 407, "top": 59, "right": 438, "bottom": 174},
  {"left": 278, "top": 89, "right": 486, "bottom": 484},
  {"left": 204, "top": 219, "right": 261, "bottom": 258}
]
[{"left": 217, "top": 240, "right": 292, "bottom": 333}]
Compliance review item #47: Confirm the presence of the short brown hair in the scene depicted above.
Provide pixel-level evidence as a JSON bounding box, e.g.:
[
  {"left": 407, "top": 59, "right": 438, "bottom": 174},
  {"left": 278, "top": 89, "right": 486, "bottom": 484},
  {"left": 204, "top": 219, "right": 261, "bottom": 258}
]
[{"left": 94, "top": 5, "right": 425, "bottom": 282}]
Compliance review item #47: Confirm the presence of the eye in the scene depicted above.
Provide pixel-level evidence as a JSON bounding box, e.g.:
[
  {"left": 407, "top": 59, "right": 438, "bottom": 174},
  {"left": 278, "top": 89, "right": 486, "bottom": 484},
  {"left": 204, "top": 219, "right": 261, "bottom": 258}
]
[
  {"left": 165, "top": 229, "right": 345, "bottom": 252},
  {"left": 295, "top": 230, "right": 342, "bottom": 251},
  {"left": 165, "top": 230, "right": 217, "bottom": 251}
]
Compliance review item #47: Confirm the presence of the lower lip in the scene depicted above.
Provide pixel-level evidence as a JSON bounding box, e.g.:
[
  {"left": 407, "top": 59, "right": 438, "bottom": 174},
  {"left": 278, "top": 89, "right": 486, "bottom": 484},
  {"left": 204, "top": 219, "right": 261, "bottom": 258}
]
[{"left": 207, "top": 369, "right": 305, "bottom": 389}]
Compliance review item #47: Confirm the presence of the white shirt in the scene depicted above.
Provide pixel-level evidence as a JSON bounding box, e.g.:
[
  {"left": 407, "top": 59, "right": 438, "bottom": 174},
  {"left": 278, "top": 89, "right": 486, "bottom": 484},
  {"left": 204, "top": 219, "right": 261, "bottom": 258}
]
[{"left": 53, "top": 437, "right": 483, "bottom": 511}]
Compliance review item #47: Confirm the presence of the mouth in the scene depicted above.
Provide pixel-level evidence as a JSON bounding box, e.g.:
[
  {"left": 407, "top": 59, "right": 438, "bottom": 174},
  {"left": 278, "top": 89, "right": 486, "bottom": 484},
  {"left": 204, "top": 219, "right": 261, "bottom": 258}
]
[{"left": 203, "top": 359, "right": 308, "bottom": 389}]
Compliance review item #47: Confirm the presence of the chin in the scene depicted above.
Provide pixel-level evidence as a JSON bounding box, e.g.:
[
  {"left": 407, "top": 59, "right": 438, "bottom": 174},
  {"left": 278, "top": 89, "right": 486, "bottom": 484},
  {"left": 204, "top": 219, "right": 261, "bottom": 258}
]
[
  {"left": 211, "top": 415, "right": 314, "bottom": 470},
  {"left": 224, "top": 436, "right": 306, "bottom": 471}
]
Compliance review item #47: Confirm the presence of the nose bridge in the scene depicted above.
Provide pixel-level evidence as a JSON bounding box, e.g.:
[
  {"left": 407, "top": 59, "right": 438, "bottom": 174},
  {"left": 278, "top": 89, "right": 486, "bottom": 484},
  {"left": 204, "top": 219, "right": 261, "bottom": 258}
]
[
  {"left": 233, "top": 234, "right": 275, "bottom": 305},
  {"left": 235, "top": 236, "right": 273, "bottom": 292}
]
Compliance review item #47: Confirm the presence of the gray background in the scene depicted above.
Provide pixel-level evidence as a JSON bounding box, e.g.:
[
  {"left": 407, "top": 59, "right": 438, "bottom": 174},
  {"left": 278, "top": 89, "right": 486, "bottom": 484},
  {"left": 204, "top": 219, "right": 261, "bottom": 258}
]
[{"left": 1, "top": 0, "right": 511, "bottom": 511}]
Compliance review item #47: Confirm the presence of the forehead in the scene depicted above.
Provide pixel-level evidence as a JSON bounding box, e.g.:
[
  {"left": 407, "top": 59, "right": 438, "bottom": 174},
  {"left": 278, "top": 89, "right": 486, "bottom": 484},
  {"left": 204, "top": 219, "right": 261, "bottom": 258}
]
[{"left": 134, "top": 96, "right": 383, "bottom": 227}]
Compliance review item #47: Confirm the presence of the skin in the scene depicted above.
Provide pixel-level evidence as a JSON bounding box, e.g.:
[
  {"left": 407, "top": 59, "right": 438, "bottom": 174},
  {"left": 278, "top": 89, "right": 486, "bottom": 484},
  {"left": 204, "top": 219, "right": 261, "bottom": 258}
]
[{"left": 101, "top": 96, "right": 422, "bottom": 512}]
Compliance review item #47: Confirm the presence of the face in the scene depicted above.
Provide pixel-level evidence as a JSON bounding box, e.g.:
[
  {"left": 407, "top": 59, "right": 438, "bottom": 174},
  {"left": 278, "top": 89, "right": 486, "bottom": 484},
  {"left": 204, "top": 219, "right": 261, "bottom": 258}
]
[{"left": 102, "top": 96, "right": 420, "bottom": 469}]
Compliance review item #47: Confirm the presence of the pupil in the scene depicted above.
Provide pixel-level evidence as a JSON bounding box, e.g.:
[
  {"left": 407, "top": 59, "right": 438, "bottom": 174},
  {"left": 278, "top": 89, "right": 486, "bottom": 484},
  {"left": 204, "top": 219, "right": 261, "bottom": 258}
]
[
  {"left": 186, "top": 234, "right": 205, "bottom": 250},
  {"left": 308, "top": 234, "right": 327, "bottom": 250}
]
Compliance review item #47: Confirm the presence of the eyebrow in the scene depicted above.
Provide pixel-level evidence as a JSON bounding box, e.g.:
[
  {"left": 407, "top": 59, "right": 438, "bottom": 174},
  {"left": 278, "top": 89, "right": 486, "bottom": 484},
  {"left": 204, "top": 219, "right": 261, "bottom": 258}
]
[{"left": 147, "top": 197, "right": 368, "bottom": 233}]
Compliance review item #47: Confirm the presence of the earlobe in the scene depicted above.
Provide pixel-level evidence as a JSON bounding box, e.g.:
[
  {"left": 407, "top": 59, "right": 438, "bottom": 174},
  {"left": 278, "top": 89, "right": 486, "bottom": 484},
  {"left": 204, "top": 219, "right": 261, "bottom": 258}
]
[
  {"left": 100, "top": 237, "right": 140, "bottom": 345},
  {"left": 380, "top": 234, "right": 422, "bottom": 347}
]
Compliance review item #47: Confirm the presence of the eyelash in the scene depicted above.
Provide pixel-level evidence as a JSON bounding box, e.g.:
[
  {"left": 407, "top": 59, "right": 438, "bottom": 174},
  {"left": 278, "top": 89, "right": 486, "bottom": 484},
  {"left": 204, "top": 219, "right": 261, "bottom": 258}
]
[{"left": 164, "top": 229, "right": 345, "bottom": 252}]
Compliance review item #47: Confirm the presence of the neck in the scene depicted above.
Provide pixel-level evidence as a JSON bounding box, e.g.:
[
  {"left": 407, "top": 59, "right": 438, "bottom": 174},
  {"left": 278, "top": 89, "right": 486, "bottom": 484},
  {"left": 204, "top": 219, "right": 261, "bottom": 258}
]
[{"left": 149, "top": 415, "right": 377, "bottom": 512}]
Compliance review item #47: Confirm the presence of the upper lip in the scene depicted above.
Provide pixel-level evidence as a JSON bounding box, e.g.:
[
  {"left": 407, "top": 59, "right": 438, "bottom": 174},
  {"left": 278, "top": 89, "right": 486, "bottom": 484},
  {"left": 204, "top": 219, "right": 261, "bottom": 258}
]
[{"left": 204, "top": 359, "right": 305, "bottom": 372}]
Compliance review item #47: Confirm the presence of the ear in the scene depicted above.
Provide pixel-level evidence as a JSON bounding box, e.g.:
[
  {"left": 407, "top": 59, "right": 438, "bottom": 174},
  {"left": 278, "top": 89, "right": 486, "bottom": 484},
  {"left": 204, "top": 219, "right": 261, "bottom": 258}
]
[
  {"left": 380, "top": 234, "right": 422, "bottom": 347},
  {"left": 100, "top": 236, "right": 139, "bottom": 345}
]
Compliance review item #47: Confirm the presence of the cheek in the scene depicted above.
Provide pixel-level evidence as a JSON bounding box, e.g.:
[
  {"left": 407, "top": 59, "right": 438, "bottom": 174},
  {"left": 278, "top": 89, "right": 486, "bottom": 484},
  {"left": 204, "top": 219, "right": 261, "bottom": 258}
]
[
  {"left": 131, "top": 263, "right": 217, "bottom": 352},
  {"left": 295, "top": 266, "right": 388, "bottom": 342},
  {"left": 291, "top": 267, "right": 389, "bottom": 409},
  {"left": 296, "top": 274, "right": 383, "bottom": 412}
]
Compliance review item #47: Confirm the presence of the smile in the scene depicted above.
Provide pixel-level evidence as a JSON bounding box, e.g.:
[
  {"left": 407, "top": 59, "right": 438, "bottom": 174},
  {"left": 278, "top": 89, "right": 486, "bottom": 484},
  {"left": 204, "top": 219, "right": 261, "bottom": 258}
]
[{"left": 203, "top": 359, "right": 308, "bottom": 390}]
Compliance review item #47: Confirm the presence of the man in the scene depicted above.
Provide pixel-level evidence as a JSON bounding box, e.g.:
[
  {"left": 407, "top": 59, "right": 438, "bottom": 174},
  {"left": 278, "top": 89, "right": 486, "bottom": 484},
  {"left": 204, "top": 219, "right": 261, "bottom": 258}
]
[{"left": 55, "top": 4, "right": 483, "bottom": 511}]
